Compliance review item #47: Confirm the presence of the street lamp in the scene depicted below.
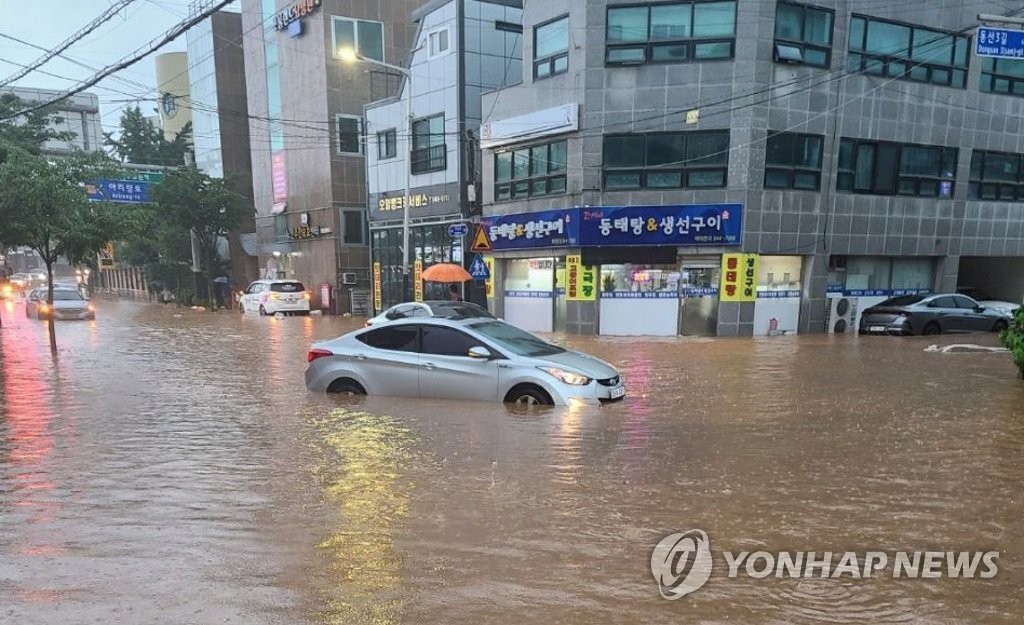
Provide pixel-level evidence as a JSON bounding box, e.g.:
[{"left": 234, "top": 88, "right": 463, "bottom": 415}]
[{"left": 339, "top": 46, "right": 415, "bottom": 289}]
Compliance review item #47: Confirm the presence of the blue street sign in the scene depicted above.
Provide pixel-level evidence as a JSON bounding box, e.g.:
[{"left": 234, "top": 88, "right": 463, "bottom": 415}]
[
  {"left": 976, "top": 26, "right": 1024, "bottom": 59},
  {"left": 448, "top": 223, "right": 469, "bottom": 238},
  {"left": 469, "top": 254, "right": 490, "bottom": 281},
  {"left": 86, "top": 179, "right": 152, "bottom": 204}
]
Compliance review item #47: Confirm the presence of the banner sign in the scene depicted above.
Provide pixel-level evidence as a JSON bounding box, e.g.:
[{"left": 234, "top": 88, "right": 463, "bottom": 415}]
[
  {"left": 565, "top": 254, "right": 597, "bottom": 301},
  {"left": 484, "top": 257, "right": 495, "bottom": 298},
  {"left": 86, "top": 179, "right": 151, "bottom": 204},
  {"left": 372, "top": 262, "right": 382, "bottom": 312},
  {"left": 413, "top": 260, "right": 424, "bottom": 302},
  {"left": 720, "top": 253, "right": 759, "bottom": 302},
  {"left": 479, "top": 209, "right": 579, "bottom": 251},
  {"left": 579, "top": 204, "right": 741, "bottom": 247}
]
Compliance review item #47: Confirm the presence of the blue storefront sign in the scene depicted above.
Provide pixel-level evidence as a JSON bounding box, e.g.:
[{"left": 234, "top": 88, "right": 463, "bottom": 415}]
[
  {"left": 479, "top": 208, "right": 579, "bottom": 251},
  {"left": 86, "top": 179, "right": 152, "bottom": 204},
  {"left": 578, "top": 204, "right": 742, "bottom": 247},
  {"left": 976, "top": 26, "right": 1024, "bottom": 59}
]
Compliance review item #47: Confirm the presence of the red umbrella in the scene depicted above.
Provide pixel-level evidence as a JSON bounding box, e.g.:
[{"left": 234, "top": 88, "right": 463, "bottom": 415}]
[{"left": 421, "top": 263, "right": 472, "bottom": 283}]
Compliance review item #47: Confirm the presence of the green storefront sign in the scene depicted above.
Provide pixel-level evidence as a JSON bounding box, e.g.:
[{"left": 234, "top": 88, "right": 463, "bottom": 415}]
[{"left": 122, "top": 171, "right": 165, "bottom": 184}]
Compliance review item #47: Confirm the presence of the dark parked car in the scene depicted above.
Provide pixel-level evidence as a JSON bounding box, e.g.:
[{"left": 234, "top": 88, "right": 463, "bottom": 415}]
[{"left": 859, "top": 293, "right": 1013, "bottom": 336}]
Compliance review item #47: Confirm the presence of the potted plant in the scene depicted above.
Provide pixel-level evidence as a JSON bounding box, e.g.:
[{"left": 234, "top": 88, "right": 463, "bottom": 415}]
[{"left": 1000, "top": 308, "right": 1024, "bottom": 379}]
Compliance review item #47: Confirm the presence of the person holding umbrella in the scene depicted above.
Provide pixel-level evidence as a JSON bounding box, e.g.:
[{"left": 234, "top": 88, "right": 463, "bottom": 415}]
[
  {"left": 421, "top": 262, "right": 472, "bottom": 303},
  {"left": 448, "top": 284, "right": 462, "bottom": 301}
]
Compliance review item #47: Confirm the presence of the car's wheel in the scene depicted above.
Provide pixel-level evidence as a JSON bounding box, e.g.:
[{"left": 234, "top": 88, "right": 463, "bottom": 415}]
[
  {"left": 259, "top": 305, "right": 267, "bottom": 316},
  {"left": 993, "top": 319, "right": 1009, "bottom": 333},
  {"left": 505, "top": 385, "right": 553, "bottom": 406},
  {"left": 922, "top": 321, "right": 941, "bottom": 336},
  {"left": 327, "top": 378, "right": 366, "bottom": 395}
]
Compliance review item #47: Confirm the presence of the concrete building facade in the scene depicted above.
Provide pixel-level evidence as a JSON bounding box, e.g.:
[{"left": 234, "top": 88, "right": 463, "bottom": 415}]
[
  {"left": 365, "top": 0, "right": 522, "bottom": 309},
  {"left": 241, "top": 0, "right": 422, "bottom": 314},
  {"left": 479, "top": 0, "right": 1024, "bottom": 337},
  {"left": 4, "top": 87, "right": 103, "bottom": 155}
]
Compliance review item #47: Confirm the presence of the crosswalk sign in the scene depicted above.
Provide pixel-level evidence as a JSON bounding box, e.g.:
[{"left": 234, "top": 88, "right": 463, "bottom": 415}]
[
  {"left": 470, "top": 224, "right": 492, "bottom": 252},
  {"left": 469, "top": 254, "right": 490, "bottom": 281}
]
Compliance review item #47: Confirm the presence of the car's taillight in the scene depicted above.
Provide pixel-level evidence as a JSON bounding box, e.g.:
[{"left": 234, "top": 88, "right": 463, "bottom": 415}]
[
  {"left": 302, "top": 292, "right": 311, "bottom": 300},
  {"left": 307, "top": 348, "right": 332, "bottom": 363},
  {"left": 364, "top": 320, "right": 373, "bottom": 327}
]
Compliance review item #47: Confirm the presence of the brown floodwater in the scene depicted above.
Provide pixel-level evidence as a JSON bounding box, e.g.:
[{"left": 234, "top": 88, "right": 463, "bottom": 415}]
[{"left": 0, "top": 297, "right": 1022, "bottom": 625}]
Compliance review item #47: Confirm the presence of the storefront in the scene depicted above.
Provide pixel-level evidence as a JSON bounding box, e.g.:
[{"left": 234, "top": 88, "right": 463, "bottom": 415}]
[
  {"left": 482, "top": 203, "right": 743, "bottom": 336},
  {"left": 824, "top": 256, "right": 935, "bottom": 334}
]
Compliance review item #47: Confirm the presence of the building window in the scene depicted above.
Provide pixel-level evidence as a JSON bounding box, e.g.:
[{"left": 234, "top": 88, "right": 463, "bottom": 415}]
[
  {"left": 773, "top": 2, "right": 833, "bottom": 68},
  {"left": 428, "top": 27, "right": 450, "bottom": 58},
  {"left": 764, "top": 132, "right": 823, "bottom": 190},
  {"left": 332, "top": 16, "right": 384, "bottom": 62},
  {"left": 847, "top": 15, "right": 968, "bottom": 88},
  {"left": 377, "top": 129, "right": 396, "bottom": 160},
  {"left": 411, "top": 114, "right": 446, "bottom": 174},
  {"left": 837, "top": 139, "right": 957, "bottom": 197},
  {"left": 969, "top": 150, "right": 1024, "bottom": 200},
  {"left": 534, "top": 15, "right": 569, "bottom": 79},
  {"left": 980, "top": 57, "right": 1024, "bottom": 96},
  {"left": 494, "top": 140, "right": 568, "bottom": 201},
  {"left": 606, "top": 1, "right": 736, "bottom": 66},
  {"left": 274, "top": 214, "right": 288, "bottom": 242},
  {"left": 336, "top": 115, "right": 362, "bottom": 155},
  {"left": 602, "top": 130, "right": 729, "bottom": 190},
  {"left": 343, "top": 210, "right": 365, "bottom": 244}
]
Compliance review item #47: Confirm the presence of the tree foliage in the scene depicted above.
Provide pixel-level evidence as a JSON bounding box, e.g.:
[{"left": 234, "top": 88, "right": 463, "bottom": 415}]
[
  {"left": 1000, "top": 308, "right": 1024, "bottom": 379},
  {"left": 104, "top": 105, "right": 192, "bottom": 166},
  {"left": 0, "top": 93, "right": 75, "bottom": 158},
  {"left": 0, "top": 148, "right": 142, "bottom": 351}
]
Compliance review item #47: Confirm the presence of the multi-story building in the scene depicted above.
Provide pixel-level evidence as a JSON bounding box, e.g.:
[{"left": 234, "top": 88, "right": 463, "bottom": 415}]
[
  {"left": 155, "top": 52, "right": 193, "bottom": 142},
  {"left": 187, "top": 8, "right": 260, "bottom": 286},
  {"left": 365, "top": 0, "right": 523, "bottom": 308},
  {"left": 241, "top": 0, "right": 421, "bottom": 313},
  {"left": 479, "top": 0, "right": 1024, "bottom": 337},
  {"left": 4, "top": 87, "right": 103, "bottom": 155}
]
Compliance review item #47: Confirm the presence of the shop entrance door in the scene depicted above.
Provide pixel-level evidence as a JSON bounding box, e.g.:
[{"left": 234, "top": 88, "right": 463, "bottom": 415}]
[
  {"left": 553, "top": 258, "right": 567, "bottom": 332},
  {"left": 678, "top": 261, "right": 720, "bottom": 336}
]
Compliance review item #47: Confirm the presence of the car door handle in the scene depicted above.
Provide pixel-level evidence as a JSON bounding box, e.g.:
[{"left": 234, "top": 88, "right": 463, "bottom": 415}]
[
  {"left": 422, "top": 362, "right": 435, "bottom": 371},
  {"left": 354, "top": 353, "right": 367, "bottom": 361}
]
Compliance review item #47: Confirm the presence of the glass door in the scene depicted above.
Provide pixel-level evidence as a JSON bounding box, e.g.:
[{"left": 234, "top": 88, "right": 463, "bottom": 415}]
[{"left": 678, "top": 260, "right": 720, "bottom": 336}]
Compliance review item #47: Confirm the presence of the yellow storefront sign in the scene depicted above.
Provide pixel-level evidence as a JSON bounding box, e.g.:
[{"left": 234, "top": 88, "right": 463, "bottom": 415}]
[
  {"left": 483, "top": 257, "right": 495, "bottom": 298},
  {"left": 413, "top": 259, "right": 424, "bottom": 302},
  {"left": 720, "top": 253, "right": 759, "bottom": 302},
  {"left": 566, "top": 254, "right": 597, "bottom": 301},
  {"left": 372, "top": 262, "right": 382, "bottom": 312}
]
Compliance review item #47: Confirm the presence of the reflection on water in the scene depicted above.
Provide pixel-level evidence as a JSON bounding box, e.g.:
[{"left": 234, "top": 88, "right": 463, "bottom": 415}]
[
  {"left": 0, "top": 299, "right": 1022, "bottom": 625},
  {"left": 309, "top": 407, "right": 417, "bottom": 625}
]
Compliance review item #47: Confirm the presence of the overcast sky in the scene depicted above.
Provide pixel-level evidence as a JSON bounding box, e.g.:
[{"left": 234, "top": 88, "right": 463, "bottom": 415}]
[{"left": 0, "top": 0, "right": 231, "bottom": 134}]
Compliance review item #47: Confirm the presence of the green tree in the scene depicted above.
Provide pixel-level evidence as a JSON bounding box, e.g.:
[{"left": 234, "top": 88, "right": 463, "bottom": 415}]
[
  {"left": 1000, "top": 308, "right": 1024, "bottom": 379},
  {"left": 0, "top": 148, "right": 139, "bottom": 352},
  {"left": 151, "top": 167, "right": 246, "bottom": 310},
  {"left": 104, "top": 105, "right": 192, "bottom": 166},
  {"left": 0, "top": 93, "right": 74, "bottom": 158}
]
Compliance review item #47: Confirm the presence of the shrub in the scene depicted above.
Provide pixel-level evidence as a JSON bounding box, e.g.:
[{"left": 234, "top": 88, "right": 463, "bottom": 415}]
[{"left": 1000, "top": 308, "right": 1024, "bottom": 379}]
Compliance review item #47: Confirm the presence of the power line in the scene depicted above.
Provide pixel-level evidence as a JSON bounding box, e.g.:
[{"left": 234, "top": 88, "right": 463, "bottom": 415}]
[
  {"left": 0, "top": 0, "right": 140, "bottom": 90},
  {"left": 0, "top": 0, "right": 236, "bottom": 122}
]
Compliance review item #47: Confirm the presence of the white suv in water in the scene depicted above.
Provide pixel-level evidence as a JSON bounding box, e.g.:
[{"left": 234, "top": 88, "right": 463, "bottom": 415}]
[{"left": 239, "top": 280, "right": 311, "bottom": 316}]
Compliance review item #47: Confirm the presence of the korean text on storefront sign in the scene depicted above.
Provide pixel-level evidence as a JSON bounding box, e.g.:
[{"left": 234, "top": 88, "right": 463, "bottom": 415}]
[
  {"left": 378, "top": 193, "right": 451, "bottom": 212},
  {"left": 720, "top": 253, "right": 759, "bottom": 302},
  {"left": 479, "top": 209, "right": 580, "bottom": 250},
  {"left": 413, "top": 260, "right": 424, "bottom": 302},
  {"left": 579, "top": 204, "right": 742, "bottom": 246},
  {"left": 372, "top": 262, "right": 382, "bottom": 312},
  {"left": 565, "top": 254, "right": 597, "bottom": 301}
]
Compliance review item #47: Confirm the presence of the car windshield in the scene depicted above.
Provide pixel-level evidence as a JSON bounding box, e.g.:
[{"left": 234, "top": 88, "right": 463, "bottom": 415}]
[
  {"left": 52, "top": 290, "right": 83, "bottom": 301},
  {"left": 468, "top": 320, "right": 565, "bottom": 357},
  {"left": 878, "top": 295, "right": 927, "bottom": 307},
  {"left": 270, "top": 282, "right": 305, "bottom": 292}
]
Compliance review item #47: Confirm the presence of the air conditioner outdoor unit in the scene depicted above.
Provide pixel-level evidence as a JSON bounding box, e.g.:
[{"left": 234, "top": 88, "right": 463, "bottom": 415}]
[{"left": 341, "top": 272, "right": 357, "bottom": 285}]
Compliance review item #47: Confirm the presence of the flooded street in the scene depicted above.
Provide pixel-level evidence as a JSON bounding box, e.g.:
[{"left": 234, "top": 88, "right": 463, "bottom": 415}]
[{"left": 1, "top": 297, "right": 1023, "bottom": 624}]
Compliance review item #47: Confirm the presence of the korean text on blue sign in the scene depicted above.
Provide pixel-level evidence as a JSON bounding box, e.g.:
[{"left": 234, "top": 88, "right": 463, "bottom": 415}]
[
  {"left": 579, "top": 204, "right": 741, "bottom": 247},
  {"left": 976, "top": 27, "right": 1024, "bottom": 59},
  {"left": 480, "top": 209, "right": 579, "bottom": 250},
  {"left": 86, "top": 179, "right": 152, "bottom": 204}
]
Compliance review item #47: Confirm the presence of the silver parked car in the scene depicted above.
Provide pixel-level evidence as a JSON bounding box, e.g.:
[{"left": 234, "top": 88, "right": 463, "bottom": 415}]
[
  {"left": 859, "top": 293, "right": 1012, "bottom": 336},
  {"left": 306, "top": 317, "right": 625, "bottom": 406}
]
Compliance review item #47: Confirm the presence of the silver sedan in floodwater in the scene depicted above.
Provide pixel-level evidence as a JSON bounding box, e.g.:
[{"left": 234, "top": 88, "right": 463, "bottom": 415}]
[
  {"left": 305, "top": 317, "right": 625, "bottom": 406},
  {"left": 859, "top": 293, "right": 1013, "bottom": 336}
]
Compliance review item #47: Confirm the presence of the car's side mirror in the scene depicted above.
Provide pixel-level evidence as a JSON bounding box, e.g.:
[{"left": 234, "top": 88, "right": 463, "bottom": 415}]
[{"left": 468, "top": 346, "right": 492, "bottom": 359}]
